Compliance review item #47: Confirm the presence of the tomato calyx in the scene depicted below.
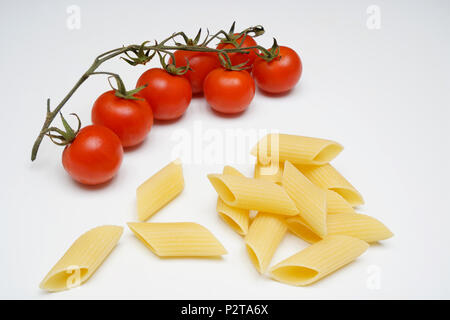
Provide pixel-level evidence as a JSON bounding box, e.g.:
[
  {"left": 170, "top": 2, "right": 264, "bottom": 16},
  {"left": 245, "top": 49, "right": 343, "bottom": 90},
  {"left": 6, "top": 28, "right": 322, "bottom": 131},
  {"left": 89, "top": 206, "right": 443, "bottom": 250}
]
[
  {"left": 173, "top": 28, "right": 209, "bottom": 47},
  {"left": 158, "top": 51, "right": 192, "bottom": 76},
  {"left": 104, "top": 73, "right": 147, "bottom": 101},
  {"left": 121, "top": 41, "right": 156, "bottom": 66},
  {"left": 255, "top": 38, "right": 281, "bottom": 62},
  {"left": 44, "top": 113, "right": 81, "bottom": 146},
  {"left": 219, "top": 22, "right": 265, "bottom": 47},
  {"left": 218, "top": 52, "right": 250, "bottom": 71}
]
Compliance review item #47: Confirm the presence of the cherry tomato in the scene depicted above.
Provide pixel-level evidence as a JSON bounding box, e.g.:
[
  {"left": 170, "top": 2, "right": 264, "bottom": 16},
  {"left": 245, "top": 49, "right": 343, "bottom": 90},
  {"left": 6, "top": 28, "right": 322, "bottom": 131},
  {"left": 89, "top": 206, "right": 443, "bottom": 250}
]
[
  {"left": 136, "top": 68, "right": 192, "bottom": 120},
  {"left": 169, "top": 51, "right": 220, "bottom": 94},
  {"left": 252, "top": 46, "right": 302, "bottom": 93},
  {"left": 203, "top": 68, "right": 255, "bottom": 114},
  {"left": 91, "top": 90, "right": 153, "bottom": 147},
  {"left": 62, "top": 125, "right": 123, "bottom": 185},
  {"left": 216, "top": 34, "right": 258, "bottom": 69}
]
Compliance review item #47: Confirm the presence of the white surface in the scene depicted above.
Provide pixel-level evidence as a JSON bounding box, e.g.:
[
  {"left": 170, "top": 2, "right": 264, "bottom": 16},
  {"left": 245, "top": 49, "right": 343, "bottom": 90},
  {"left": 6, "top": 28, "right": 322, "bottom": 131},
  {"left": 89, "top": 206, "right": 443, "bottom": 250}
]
[{"left": 1, "top": 0, "right": 449, "bottom": 299}]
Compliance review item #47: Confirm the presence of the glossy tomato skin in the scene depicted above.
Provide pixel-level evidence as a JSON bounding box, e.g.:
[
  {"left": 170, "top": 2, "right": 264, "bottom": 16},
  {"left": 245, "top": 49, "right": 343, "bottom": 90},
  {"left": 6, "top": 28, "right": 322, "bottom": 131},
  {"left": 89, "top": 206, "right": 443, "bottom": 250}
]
[
  {"left": 203, "top": 68, "right": 255, "bottom": 114},
  {"left": 91, "top": 91, "right": 153, "bottom": 147},
  {"left": 169, "top": 51, "right": 220, "bottom": 94},
  {"left": 252, "top": 46, "right": 302, "bottom": 93},
  {"left": 136, "top": 68, "right": 192, "bottom": 120},
  {"left": 62, "top": 125, "right": 123, "bottom": 185},
  {"left": 216, "top": 34, "right": 258, "bottom": 69}
]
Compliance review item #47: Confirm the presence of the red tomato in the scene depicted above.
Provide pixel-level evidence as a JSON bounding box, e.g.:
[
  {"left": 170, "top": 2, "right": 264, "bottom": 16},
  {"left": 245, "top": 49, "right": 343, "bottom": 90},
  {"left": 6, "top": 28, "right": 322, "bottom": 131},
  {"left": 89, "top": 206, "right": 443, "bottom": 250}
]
[
  {"left": 62, "top": 125, "right": 123, "bottom": 185},
  {"left": 216, "top": 34, "right": 258, "bottom": 69},
  {"left": 169, "top": 51, "right": 220, "bottom": 94},
  {"left": 136, "top": 68, "right": 192, "bottom": 120},
  {"left": 252, "top": 46, "right": 302, "bottom": 93},
  {"left": 203, "top": 68, "right": 255, "bottom": 114},
  {"left": 91, "top": 90, "right": 153, "bottom": 147}
]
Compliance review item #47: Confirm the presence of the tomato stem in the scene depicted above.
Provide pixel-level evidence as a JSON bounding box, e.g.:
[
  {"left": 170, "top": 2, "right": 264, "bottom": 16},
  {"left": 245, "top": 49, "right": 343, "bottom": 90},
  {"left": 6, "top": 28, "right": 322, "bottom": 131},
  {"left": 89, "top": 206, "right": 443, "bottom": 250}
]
[{"left": 30, "top": 24, "right": 270, "bottom": 161}]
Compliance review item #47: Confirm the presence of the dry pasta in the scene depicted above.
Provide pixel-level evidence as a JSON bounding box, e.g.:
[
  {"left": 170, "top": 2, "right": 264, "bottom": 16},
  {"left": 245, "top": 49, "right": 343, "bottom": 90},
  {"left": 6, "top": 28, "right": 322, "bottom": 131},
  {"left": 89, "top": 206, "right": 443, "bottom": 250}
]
[
  {"left": 282, "top": 161, "right": 327, "bottom": 237},
  {"left": 207, "top": 174, "right": 299, "bottom": 216},
  {"left": 137, "top": 159, "right": 184, "bottom": 221},
  {"left": 216, "top": 166, "right": 249, "bottom": 235},
  {"left": 254, "top": 162, "right": 283, "bottom": 184},
  {"left": 269, "top": 235, "right": 369, "bottom": 286},
  {"left": 251, "top": 133, "right": 343, "bottom": 166},
  {"left": 326, "top": 190, "right": 356, "bottom": 214},
  {"left": 128, "top": 222, "right": 227, "bottom": 257},
  {"left": 297, "top": 164, "right": 364, "bottom": 207},
  {"left": 40, "top": 225, "right": 123, "bottom": 292},
  {"left": 287, "top": 213, "right": 393, "bottom": 243},
  {"left": 245, "top": 212, "right": 287, "bottom": 273}
]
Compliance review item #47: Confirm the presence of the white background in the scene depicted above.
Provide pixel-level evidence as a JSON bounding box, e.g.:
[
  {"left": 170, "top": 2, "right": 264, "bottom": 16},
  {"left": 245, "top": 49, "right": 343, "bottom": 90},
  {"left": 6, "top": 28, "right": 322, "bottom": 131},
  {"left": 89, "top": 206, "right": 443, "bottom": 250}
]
[{"left": 1, "top": 0, "right": 449, "bottom": 299}]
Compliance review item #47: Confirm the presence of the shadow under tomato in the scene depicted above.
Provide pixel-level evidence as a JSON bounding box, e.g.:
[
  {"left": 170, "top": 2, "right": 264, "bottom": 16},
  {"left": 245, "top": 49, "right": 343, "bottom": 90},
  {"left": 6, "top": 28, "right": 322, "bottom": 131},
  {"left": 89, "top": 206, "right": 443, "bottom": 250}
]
[
  {"left": 257, "top": 87, "right": 295, "bottom": 98},
  {"left": 153, "top": 115, "right": 186, "bottom": 126},
  {"left": 68, "top": 174, "right": 117, "bottom": 190},
  {"left": 205, "top": 105, "right": 249, "bottom": 119}
]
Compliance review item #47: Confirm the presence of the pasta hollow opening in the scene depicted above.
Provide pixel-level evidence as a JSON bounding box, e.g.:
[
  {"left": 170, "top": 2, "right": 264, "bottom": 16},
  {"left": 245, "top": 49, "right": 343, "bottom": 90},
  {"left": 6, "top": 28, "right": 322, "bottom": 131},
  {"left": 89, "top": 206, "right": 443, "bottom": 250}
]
[
  {"left": 128, "top": 225, "right": 158, "bottom": 254},
  {"left": 330, "top": 187, "right": 363, "bottom": 206},
  {"left": 271, "top": 266, "right": 318, "bottom": 284},
  {"left": 313, "top": 144, "right": 343, "bottom": 164},
  {"left": 287, "top": 221, "right": 322, "bottom": 243},
  {"left": 208, "top": 176, "right": 236, "bottom": 203},
  {"left": 219, "top": 213, "right": 244, "bottom": 235},
  {"left": 41, "top": 267, "right": 89, "bottom": 291},
  {"left": 246, "top": 244, "right": 262, "bottom": 273}
]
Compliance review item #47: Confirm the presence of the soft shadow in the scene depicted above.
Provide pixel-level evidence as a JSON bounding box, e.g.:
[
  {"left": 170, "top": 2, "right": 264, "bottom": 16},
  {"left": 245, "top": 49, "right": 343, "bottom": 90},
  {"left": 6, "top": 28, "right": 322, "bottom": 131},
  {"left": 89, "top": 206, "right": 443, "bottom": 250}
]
[
  {"left": 206, "top": 106, "right": 249, "bottom": 119},
  {"left": 68, "top": 174, "right": 117, "bottom": 191},
  {"left": 154, "top": 116, "right": 185, "bottom": 126},
  {"left": 257, "top": 87, "right": 294, "bottom": 98}
]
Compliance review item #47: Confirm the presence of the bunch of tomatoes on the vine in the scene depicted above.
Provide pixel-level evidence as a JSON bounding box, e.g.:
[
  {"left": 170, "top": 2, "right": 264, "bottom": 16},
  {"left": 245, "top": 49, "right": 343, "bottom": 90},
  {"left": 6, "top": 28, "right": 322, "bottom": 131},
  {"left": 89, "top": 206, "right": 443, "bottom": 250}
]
[{"left": 37, "top": 23, "right": 302, "bottom": 186}]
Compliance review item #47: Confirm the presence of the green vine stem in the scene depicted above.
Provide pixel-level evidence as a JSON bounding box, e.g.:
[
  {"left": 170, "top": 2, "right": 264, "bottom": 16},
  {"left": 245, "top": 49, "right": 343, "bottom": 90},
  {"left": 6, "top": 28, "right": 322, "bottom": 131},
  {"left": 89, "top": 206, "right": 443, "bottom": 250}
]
[{"left": 30, "top": 24, "right": 270, "bottom": 161}]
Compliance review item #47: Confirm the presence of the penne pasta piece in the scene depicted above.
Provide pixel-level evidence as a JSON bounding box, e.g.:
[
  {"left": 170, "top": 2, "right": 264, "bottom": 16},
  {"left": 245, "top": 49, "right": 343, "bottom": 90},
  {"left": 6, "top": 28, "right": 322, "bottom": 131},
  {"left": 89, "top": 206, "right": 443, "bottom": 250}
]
[
  {"left": 326, "top": 190, "right": 356, "bottom": 214},
  {"left": 251, "top": 133, "right": 343, "bottom": 166},
  {"left": 326, "top": 213, "right": 393, "bottom": 243},
  {"left": 286, "top": 215, "right": 322, "bottom": 244},
  {"left": 254, "top": 162, "right": 283, "bottom": 185},
  {"left": 297, "top": 164, "right": 364, "bottom": 207},
  {"left": 269, "top": 235, "right": 369, "bottom": 286},
  {"left": 287, "top": 213, "right": 393, "bottom": 243},
  {"left": 137, "top": 159, "right": 184, "bottom": 221},
  {"left": 245, "top": 213, "right": 287, "bottom": 273},
  {"left": 207, "top": 174, "right": 299, "bottom": 216},
  {"left": 216, "top": 165, "right": 249, "bottom": 235},
  {"left": 127, "top": 222, "right": 227, "bottom": 257},
  {"left": 40, "top": 225, "right": 123, "bottom": 292},
  {"left": 282, "top": 161, "right": 327, "bottom": 237}
]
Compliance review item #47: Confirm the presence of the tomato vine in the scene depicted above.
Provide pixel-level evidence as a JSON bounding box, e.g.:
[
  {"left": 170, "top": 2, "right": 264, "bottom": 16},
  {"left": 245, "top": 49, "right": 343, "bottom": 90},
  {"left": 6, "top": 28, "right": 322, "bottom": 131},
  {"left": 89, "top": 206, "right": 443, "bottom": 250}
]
[{"left": 30, "top": 23, "right": 274, "bottom": 161}]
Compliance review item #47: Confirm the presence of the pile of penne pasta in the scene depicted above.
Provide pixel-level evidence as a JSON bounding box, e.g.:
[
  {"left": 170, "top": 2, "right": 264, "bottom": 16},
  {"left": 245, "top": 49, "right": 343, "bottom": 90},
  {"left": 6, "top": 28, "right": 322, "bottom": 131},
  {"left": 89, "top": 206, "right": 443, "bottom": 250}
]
[
  {"left": 39, "top": 133, "right": 392, "bottom": 292},
  {"left": 208, "top": 133, "right": 393, "bottom": 286}
]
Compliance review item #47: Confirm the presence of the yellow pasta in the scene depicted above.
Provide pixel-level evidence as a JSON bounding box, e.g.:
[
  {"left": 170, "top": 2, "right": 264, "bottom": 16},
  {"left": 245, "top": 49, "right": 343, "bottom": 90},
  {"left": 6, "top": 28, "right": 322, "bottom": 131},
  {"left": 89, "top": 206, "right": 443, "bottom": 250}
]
[
  {"left": 326, "top": 190, "right": 356, "bottom": 214},
  {"left": 287, "top": 213, "right": 393, "bottom": 243},
  {"left": 297, "top": 164, "right": 364, "bottom": 207},
  {"left": 207, "top": 174, "right": 298, "bottom": 216},
  {"left": 137, "top": 159, "right": 184, "bottom": 221},
  {"left": 216, "top": 166, "right": 249, "bottom": 235},
  {"left": 245, "top": 213, "right": 287, "bottom": 273},
  {"left": 326, "top": 213, "right": 393, "bottom": 243},
  {"left": 251, "top": 133, "right": 343, "bottom": 166},
  {"left": 286, "top": 215, "right": 322, "bottom": 244},
  {"left": 128, "top": 222, "right": 227, "bottom": 257},
  {"left": 269, "top": 235, "right": 369, "bottom": 286},
  {"left": 40, "top": 225, "right": 123, "bottom": 292},
  {"left": 254, "top": 162, "right": 283, "bottom": 185},
  {"left": 282, "top": 161, "right": 327, "bottom": 237}
]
